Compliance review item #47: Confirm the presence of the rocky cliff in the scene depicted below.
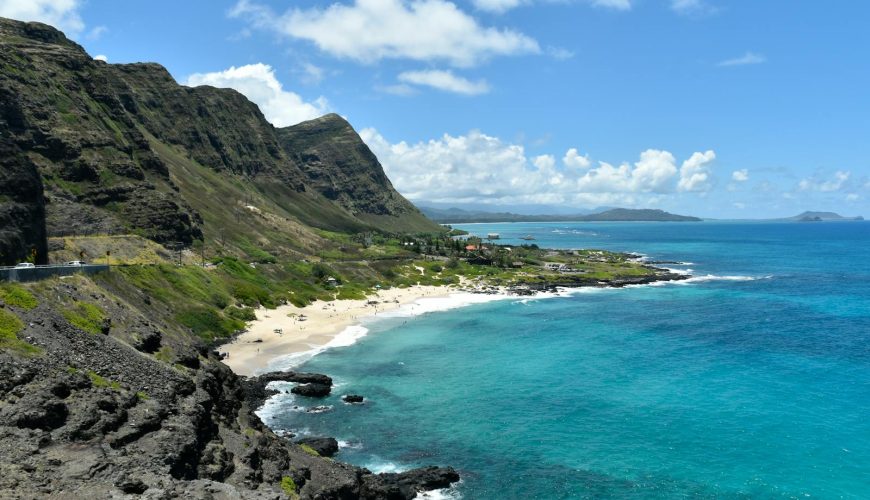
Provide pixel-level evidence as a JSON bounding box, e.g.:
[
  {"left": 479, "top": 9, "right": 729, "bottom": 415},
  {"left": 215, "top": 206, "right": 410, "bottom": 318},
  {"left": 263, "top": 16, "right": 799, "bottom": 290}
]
[
  {"left": 0, "top": 274, "right": 459, "bottom": 499},
  {"left": 0, "top": 17, "right": 438, "bottom": 265}
]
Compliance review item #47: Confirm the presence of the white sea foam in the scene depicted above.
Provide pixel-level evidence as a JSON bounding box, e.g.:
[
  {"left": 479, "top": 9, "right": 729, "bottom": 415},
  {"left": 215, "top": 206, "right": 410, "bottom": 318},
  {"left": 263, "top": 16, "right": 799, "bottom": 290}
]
[
  {"left": 365, "top": 459, "right": 408, "bottom": 474},
  {"left": 337, "top": 440, "right": 363, "bottom": 450},
  {"left": 415, "top": 480, "right": 463, "bottom": 499}
]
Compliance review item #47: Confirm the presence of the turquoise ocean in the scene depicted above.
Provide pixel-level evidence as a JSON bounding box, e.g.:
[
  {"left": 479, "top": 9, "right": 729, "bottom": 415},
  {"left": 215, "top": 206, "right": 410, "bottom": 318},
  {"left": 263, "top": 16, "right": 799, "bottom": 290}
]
[{"left": 262, "top": 221, "right": 870, "bottom": 498}]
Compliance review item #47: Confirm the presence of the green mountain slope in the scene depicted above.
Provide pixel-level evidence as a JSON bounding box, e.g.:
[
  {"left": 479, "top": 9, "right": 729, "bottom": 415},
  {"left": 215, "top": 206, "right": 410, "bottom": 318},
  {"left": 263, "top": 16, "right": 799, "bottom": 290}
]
[{"left": 0, "top": 18, "right": 439, "bottom": 265}]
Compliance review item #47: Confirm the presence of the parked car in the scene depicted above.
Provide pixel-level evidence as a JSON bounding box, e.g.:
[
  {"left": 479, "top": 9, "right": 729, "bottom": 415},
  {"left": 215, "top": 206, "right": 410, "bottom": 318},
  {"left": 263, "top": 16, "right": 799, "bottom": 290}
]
[
  {"left": 13, "top": 262, "right": 35, "bottom": 269},
  {"left": 65, "top": 260, "right": 86, "bottom": 266}
]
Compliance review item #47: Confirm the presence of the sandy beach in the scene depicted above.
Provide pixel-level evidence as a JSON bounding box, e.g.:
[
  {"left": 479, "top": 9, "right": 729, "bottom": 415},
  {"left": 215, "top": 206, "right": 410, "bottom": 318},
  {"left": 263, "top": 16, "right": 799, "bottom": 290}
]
[{"left": 221, "top": 284, "right": 457, "bottom": 376}]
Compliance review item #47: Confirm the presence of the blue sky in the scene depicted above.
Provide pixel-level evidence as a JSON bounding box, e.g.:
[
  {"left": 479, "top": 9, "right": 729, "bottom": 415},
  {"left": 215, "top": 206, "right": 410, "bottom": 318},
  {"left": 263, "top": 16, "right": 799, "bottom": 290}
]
[{"left": 3, "top": 0, "right": 869, "bottom": 218}]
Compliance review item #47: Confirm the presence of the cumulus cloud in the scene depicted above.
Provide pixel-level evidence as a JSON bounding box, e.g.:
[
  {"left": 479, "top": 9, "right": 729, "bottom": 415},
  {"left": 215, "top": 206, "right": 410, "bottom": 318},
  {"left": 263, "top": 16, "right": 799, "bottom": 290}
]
[
  {"left": 230, "top": 0, "right": 539, "bottom": 67},
  {"left": 718, "top": 52, "right": 766, "bottom": 67},
  {"left": 0, "top": 0, "right": 85, "bottom": 35},
  {"left": 398, "top": 70, "right": 490, "bottom": 95},
  {"left": 732, "top": 169, "right": 749, "bottom": 182},
  {"left": 677, "top": 150, "right": 716, "bottom": 192},
  {"left": 563, "top": 148, "right": 591, "bottom": 169},
  {"left": 799, "top": 170, "right": 851, "bottom": 192},
  {"left": 184, "top": 63, "right": 328, "bottom": 127},
  {"left": 93, "top": 54, "right": 108, "bottom": 62},
  {"left": 361, "top": 127, "right": 712, "bottom": 206}
]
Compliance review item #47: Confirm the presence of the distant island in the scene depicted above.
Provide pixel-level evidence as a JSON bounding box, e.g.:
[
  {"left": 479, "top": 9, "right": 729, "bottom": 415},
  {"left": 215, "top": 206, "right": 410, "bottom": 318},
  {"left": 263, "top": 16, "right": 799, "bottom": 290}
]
[
  {"left": 782, "top": 211, "right": 864, "bottom": 222},
  {"left": 421, "top": 207, "right": 702, "bottom": 223}
]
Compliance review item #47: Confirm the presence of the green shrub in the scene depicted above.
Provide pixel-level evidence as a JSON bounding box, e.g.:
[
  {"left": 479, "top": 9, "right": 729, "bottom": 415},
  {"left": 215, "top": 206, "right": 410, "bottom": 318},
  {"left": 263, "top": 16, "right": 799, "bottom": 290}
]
[
  {"left": 225, "top": 305, "right": 257, "bottom": 322},
  {"left": 280, "top": 476, "right": 299, "bottom": 498},
  {"left": 300, "top": 444, "right": 320, "bottom": 456},
  {"left": 87, "top": 370, "right": 120, "bottom": 390},
  {"left": 176, "top": 307, "right": 244, "bottom": 341},
  {"left": 62, "top": 301, "right": 105, "bottom": 335},
  {"left": 0, "top": 309, "right": 41, "bottom": 356},
  {"left": 0, "top": 284, "right": 38, "bottom": 310}
]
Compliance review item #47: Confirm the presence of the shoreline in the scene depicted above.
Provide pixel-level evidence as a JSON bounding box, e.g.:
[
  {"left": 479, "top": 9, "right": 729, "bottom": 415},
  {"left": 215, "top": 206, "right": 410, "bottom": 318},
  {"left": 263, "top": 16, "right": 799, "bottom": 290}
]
[
  {"left": 222, "top": 284, "right": 469, "bottom": 376},
  {"left": 221, "top": 269, "right": 693, "bottom": 378}
]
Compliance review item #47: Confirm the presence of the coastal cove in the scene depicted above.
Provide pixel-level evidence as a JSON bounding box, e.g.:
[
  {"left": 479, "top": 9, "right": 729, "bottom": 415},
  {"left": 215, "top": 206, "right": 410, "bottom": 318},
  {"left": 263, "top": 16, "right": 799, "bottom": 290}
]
[{"left": 254, "top": 221, "right": 870, "bottom": 498}]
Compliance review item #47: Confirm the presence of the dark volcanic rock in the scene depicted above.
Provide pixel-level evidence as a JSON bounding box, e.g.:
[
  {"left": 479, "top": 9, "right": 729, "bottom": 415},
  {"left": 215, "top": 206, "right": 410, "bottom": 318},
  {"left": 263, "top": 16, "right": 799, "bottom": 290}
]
[
  {"left": 242, "top": 370, "right": 334, "bottom": 408},
  {"left": 296, "top": 437, "right": 339, "bottom": 457},
  {"left": 360, "top": 466, "right": 461, "bottom": 499},
  {"left": 132, "top": 329, "right": 162, "bottom": 353},
  {"left": 291, "top": 382, "right": 332, "bottom": 398},
  {"left": 343, "top": 394, "right": 365, "bottom": 404},
  {"left": 0, "top": 138, "right": 48, "bottom": 265}
]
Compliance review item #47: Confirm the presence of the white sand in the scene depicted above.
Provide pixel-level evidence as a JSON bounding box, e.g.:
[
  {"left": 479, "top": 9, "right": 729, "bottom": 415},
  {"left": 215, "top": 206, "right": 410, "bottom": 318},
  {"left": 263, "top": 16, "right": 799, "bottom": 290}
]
[{"left": 221, "top": 285, "right": 456, "bottom": 376}]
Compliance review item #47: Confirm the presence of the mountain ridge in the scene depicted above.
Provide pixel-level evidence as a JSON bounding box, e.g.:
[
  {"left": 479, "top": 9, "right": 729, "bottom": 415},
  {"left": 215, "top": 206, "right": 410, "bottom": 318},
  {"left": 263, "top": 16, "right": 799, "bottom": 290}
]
[
  {"left": 421, "top": 206, "right": 702, "bottom": 223},
  {"left": 0, "top": 17, "right": 438, "bottom": 265}
]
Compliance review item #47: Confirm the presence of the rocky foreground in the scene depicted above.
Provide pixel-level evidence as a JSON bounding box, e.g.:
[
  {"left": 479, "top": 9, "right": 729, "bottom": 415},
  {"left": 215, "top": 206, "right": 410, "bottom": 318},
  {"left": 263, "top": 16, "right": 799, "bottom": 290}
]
[{"left": 0, "top": 299, "right": 458, "bottom": 499}]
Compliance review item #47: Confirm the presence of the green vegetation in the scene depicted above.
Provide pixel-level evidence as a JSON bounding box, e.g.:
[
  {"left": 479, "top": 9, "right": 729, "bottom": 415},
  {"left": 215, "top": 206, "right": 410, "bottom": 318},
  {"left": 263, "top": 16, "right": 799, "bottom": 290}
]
[
  {"left": 87, "top": 370, "right": 121, "bottom": 390},
  {"left": 280, "top": 476, "right": 299, "bottom": 498},
  {"left": 136, "top": 391, "right": 150, "bottom": 401},
  {"left": 300, "top": 444, "right": 320, "bottom": 457},
  {"left": 0, "top": 308, "right": 41, "bottom": 356},
  {"left": 176, "top": 306, "right": 245, "bottom": 342},
  {"left": 62, "top": 301, "right": 106, "bottom": 335},
  {"left": 0, "top": 283, "right": 38, "bottom": 310}
]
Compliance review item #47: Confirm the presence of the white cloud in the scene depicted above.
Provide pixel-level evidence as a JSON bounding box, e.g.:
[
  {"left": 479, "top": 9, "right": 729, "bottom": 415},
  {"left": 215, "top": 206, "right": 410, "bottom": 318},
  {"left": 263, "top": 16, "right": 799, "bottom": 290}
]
[
  {"left": 579, "top": 150, "right": 679, "bottom": 194},
  {"left": 732, "top": 169, "right": 749, "bottom": 182},
  {"left": 473, "top": 0, "right": 526, "bottom": 13},
  {"left": 846, "top": 193, "right": 860, "bottom": 202},
  {"left": 547, "top": 46, "right": 575, "bottom": 60},
  {"left": 590, "top": 0, "right": 632, "bottom": 9},
  {"left": 677, "top": 150, "right": 716, "bottom": 192},
  {"left": 733, "top": 202, "right": 745, "bottom": 209},
  {"left": 298, "top": 62, "right": 325, "bottom": 85},
  {"left": 799, "top": 170, "right": 850, "bottom": 192},
  {"left": 718, "top": 52, "right": 766, "bottom": 67},
  {"left": 361, "top": 127, "right": 711, "bottom": 206},
  {"left": 85, "top": 25, "right": 107, "bottom": 40},
  {"left": 671, "top": 0, "right": 716, "bottom": 15},
  {"left": 93, "top": 54, "right": 108, "bottom": 62},
  {"left": 230, "top": 0, "right": 540, "bottom": 67},
  {"left": 563, "top": 148, "right": 591, "bottom": 169},
  {"left": 184, "top": 63, "right": 329, "bottom": 127},
  {"left": 0, "top": 0, "right": 84, "bottom": 36},
  {"left": 398, "top": 70, "right": 490, "bottom": 95}
]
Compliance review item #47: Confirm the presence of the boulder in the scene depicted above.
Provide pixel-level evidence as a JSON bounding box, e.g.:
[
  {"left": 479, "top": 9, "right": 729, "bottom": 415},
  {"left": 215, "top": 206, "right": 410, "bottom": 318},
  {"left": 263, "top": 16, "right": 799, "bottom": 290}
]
[
  {"left": 343, "top": 394, "right": 364, "bottom": 404},
  {"left": 295, "top": 437, "right": 339, "bottom": 458},
  {"left": 291, "top": 383, "right": 331, "bottom": 398},
  {"left": 360, "top": 466, "right": 461, "bottom": 499}
]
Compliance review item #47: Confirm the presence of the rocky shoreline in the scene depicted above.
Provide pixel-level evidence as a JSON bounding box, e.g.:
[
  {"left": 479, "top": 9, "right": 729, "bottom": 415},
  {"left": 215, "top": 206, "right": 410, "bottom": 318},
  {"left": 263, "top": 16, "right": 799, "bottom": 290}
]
[{"left": 0, "top": 296, "right": 460, "bottom": 499}]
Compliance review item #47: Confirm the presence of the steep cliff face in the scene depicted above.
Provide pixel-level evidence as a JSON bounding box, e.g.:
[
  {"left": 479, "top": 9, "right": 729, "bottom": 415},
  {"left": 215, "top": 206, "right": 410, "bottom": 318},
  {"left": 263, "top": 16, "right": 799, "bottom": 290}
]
[
  {"left": 278, "top": 114, "right": 433, "bottom": 231},
  {"left": 0, "top": 17, "right": 440, "bottom": 259},
  {"left": 0, "top": 138, "right": 47, "bottom": 265}
]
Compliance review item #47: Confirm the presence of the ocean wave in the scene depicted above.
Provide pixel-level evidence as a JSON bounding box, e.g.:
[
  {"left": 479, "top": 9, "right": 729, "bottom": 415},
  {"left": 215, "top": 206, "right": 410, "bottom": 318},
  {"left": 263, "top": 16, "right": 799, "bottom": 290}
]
[
  {"left": 417, "top": 480, "right": 464, "bottom": 499},
  {"left": 337, "top": 440, "right": 363, "bottom": 450}
]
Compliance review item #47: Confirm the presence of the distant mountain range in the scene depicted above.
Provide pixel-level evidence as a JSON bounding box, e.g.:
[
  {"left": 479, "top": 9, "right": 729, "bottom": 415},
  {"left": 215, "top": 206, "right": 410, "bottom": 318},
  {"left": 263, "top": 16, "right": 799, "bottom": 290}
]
[
  {"left": 420, "top": 207, "right": 702, "bottom": 223},
  {"left": 782, "top": 211, "right": 864, "bottom": 222}
]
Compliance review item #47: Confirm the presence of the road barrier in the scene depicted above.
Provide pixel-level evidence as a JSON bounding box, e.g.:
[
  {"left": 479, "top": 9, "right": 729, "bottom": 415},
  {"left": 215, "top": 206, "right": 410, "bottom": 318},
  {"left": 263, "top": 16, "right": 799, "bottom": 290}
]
[{"left": 0, "top": 264, "right": 110, "bottom": 282}]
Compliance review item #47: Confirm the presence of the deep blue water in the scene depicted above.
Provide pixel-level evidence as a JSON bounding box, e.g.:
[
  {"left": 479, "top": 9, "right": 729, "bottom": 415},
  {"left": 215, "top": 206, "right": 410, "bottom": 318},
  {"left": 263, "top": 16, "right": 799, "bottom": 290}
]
[{"left": 264, "top": 221, "right": 870, "bottom": 498}]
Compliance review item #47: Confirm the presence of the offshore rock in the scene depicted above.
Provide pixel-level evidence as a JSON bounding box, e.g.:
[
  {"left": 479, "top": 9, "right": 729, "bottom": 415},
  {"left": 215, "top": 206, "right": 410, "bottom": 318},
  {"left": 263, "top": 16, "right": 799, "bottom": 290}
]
[
  {"left": 295, "top": 437, "right": 339, "bottom": 458},
  {"left": 291, "top": 383, "right": 332, "bottom": 398}
]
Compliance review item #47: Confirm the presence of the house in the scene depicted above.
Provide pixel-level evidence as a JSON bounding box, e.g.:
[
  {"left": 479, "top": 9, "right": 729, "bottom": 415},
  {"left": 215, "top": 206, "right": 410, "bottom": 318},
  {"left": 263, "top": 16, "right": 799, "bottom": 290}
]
[
  {"left": 325, "top": 276, "right": 338, "bottom": 285},
  {"left": 511, "top": 261, "right": 524, "bottom": 268},
  {"left": 465, "top": 244, "right": 479, "bottom": 251},
  {"left": 486, "top": 233, "right": 500, "bottom": 240}
]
